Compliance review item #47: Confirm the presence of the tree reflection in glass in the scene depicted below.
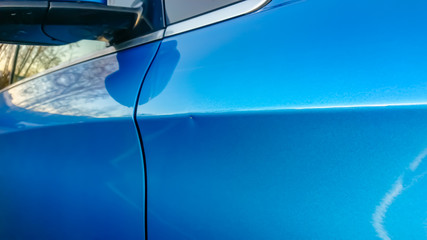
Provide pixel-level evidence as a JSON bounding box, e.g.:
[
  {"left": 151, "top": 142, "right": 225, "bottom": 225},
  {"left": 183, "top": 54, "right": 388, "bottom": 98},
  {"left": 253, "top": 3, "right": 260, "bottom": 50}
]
[
  {"left": 0, "top": 44, "right": 17, "bottom": 90},
  {"left": 12, "top": 40, "right": 107, "bottom": 83}
]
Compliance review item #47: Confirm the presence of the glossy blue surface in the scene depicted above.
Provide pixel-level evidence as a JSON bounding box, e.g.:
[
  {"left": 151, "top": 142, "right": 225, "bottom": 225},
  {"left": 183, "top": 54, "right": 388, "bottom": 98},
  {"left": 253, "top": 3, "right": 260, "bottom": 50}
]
[
  {"left": 136, "top": 0, "right": 427, "bottom": 239},
  {"left": 1, "top": 0, "right": 427, "bottom": 239},
  {"left": 0, "top": 42, "right": 160, "bottom": 239},
  {"left": 0, "top": 0, "right": 108, "bottom": 3}
]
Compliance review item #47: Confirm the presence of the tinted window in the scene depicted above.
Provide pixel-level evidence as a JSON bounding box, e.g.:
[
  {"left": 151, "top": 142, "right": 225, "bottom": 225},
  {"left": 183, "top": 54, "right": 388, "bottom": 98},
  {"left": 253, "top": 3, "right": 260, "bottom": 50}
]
[
  {"left": 165, "top": 0, "right": 242, "bottom": 24},
  {"left": 107, "top": 0, "right": 143, "bottom": 8},
  {"left": 107, "top": 0, "right": 164, "bottom": 32},
  {"left": 12, "top": 40, "right": 107, "bottom": 83}
]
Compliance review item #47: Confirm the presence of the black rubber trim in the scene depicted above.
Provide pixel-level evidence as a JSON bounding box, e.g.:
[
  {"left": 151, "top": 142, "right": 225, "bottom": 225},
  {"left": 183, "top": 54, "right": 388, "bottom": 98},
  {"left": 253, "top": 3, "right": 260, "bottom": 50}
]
[{"left": 132, "top": 40, "right": 163, "bottom": 240}]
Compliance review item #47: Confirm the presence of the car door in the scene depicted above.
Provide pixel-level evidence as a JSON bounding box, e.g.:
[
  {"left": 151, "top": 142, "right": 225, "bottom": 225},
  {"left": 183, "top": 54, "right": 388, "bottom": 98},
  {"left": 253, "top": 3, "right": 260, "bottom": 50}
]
[
  {"left": 0, "top": 30, "right": 162, "bottom": 240},
  {"left": 136, "top": 0, "right": 427, "bottom": 239}
]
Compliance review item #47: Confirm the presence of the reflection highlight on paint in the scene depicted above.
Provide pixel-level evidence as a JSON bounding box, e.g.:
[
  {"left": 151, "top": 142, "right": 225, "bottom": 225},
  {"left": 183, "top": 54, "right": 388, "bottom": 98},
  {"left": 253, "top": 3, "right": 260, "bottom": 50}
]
[
  {"left": 372, "top": 148, "right": 427, "bottom": 240},
  {"left": 372, "top": 177, "right": 403, "bottom": 240}
]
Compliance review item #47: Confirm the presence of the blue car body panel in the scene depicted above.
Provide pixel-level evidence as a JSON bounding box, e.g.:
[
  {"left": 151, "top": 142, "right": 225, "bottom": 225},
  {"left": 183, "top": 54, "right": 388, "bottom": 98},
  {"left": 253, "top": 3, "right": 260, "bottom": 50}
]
[
  {"left": 0, "top": 0, "right": 107, "bottom": 3},
  {"left": 0, "top": 41, "right": 160, "bottom": 239},
  {"left": 1, "top": 0, "right": 427, "bottom": 239},
  {"left": 136, "top": 0, "right": 427, "bottom": 239}
]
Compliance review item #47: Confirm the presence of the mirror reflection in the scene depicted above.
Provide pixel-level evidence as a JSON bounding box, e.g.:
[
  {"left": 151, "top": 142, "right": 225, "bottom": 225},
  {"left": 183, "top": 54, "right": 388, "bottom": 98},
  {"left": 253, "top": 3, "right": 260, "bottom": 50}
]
[
  {"left": 0, "top": 40, "right": 107, "bottom": 91},
  {"left": 0, "top": 44, "right": 17, "bottom": 90},
  {"left": 13, "top": 40, "right": 107, "bottom": 83}
]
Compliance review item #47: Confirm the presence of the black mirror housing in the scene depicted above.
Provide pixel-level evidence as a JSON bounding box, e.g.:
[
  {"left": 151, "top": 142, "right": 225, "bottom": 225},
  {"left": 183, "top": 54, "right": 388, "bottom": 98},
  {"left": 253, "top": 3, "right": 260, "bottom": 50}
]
[{"left": 0, "top": 1, "right": 157, "bottom": 45}]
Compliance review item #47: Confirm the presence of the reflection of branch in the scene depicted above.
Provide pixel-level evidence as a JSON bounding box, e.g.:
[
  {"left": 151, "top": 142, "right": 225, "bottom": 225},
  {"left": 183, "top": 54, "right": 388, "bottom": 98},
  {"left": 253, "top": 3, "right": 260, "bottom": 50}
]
[
  {"left": 10, "top": 41, "right": 108, "bottom": 83},
  {"left": 16, "top": 46, "right": 36, "bottom": 77},
  {"left": 0, "top": 44, "right": 6, "bottom": 59},
  {"left": 3, "top": 48, "right": 12, "bottom": 79},
  {"left": 0, "top": 44, "right": 16, "bottom": 89},
  {"left": 22, "top": 47, "right": 46, "bottom": 77},
  {"left": 41, "top": 48, "right": 62, "bottom": 69}
]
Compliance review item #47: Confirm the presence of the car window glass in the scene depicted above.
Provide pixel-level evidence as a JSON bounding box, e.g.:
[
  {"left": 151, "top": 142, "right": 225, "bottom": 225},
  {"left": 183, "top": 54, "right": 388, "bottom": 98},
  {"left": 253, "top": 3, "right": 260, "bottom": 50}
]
[
  {"left": 12, "top": 40, "right": 107, "bottom": 83},
  {"left": 0, "top": 0, "right": 151, "bottom": 91},
  {"left": 0, "top": 44, "right": 17, "bottom": 90},
  {"left": 164, "top": 0, "right": 242, "bottom": 24},
  {"left": 107, "top": 0, "right": 143, "bottom": 8}
]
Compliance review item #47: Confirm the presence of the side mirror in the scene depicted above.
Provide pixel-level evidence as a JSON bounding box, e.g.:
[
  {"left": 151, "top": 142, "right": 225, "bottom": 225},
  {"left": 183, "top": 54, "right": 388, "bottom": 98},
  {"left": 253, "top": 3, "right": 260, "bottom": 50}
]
[{"left": 0, "top": 0, "right": 160, "bottom": 45}]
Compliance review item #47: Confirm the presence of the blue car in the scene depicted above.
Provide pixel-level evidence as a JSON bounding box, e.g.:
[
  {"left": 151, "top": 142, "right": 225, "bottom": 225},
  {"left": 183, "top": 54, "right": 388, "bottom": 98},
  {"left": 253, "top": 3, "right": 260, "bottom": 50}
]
[{"left": 0, "top": 0, "right": 426, "bottom": 239}]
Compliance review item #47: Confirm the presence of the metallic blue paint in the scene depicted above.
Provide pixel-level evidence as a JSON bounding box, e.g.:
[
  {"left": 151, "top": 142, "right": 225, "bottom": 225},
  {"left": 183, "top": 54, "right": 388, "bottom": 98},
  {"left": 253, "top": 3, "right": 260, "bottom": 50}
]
[
  {"left": 0, "top": 0, "right": 108, "bottom": 3},
  {"left": 136, "top": 0, "right": 427, "bottom": 239},
  {"left": 0, "top": 41, "right": 160, "bottom": 239},
  {"left": 1, "top": 0, "right": 427, "bottom": 239}
]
